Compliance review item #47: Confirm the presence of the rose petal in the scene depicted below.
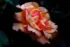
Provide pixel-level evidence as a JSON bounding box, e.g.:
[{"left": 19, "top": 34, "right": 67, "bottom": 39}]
[
  {"left": 43, "top": 31, "right": 52, "bottom": 39},
  {"left": 39, "top": 7, "right": 48, "bottom": 13},
  {"left": 27, "top": 25, "right": 41, "bottom": 37},
  {"left": 12, "top": 23, "right": 19, "bottom": 31},
  {"left": 16, "top": 5, "right": 21, "bottom": 8},
  {"left": 37, "top": 36, "right": 50, "bottom": 44}
]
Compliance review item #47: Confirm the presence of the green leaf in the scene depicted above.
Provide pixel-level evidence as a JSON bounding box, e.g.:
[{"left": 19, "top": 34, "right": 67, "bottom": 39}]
[{"left": 0, "top": 31, "right": 9, "bottom": 45}]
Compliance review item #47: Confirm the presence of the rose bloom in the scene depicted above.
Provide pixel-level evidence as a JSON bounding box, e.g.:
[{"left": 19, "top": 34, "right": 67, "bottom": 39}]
[{"left": 12, "top": 2, "right": 58, "bottom": 44}]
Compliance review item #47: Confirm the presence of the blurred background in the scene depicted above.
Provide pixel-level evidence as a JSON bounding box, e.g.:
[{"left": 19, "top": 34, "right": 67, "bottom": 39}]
[{"left": 0, "top": 0, "right": 70, "bottom": 47}]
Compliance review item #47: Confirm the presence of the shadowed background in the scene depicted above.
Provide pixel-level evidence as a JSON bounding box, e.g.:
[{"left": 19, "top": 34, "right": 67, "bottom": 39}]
[{"left": 0, "top": 0, "right": 70, "bottom": 47}]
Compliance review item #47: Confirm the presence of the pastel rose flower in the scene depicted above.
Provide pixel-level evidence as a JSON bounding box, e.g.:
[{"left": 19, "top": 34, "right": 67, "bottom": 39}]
[{"left": 12, "top": 2, "right": 58, "bottom": 44}]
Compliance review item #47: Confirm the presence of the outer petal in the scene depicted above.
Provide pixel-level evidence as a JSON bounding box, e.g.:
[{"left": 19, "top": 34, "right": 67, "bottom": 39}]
[
  {"left": 39, "top": 7, "right": 48, "bottom": 13},
  {"left": 16, "top": 5, "right": 21, "bottom": 8},
  {"left": 43, "top": 31, "right": 52, "bottom": 39},
  {"left": 37, "top": 36, "right": 50, "bottom": 44},
  {"left": 12, "top": 23, "right": 20, "bottom": 31}
]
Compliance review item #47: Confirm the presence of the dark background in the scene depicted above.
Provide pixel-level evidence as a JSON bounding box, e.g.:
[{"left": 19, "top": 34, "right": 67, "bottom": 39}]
[{"left": 0, "top": 0, "right": 70, "bottom": 47}]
